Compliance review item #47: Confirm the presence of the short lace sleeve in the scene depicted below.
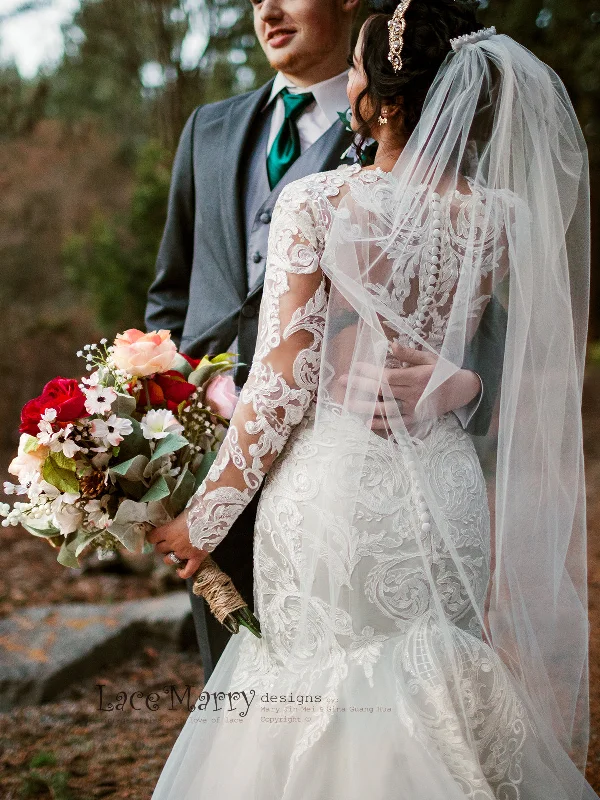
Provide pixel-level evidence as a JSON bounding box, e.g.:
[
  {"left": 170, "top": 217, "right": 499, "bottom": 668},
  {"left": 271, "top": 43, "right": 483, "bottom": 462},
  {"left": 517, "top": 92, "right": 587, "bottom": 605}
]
[{"left": 186, "top": 181, "right": 329, "bottom": 552}]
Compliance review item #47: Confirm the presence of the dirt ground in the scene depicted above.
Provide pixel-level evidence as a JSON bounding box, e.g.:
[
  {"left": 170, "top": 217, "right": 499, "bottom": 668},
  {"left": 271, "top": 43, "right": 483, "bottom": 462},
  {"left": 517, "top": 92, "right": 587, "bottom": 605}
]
[{"left": 0, "top": 367, "right": 599, "bottom": 799}]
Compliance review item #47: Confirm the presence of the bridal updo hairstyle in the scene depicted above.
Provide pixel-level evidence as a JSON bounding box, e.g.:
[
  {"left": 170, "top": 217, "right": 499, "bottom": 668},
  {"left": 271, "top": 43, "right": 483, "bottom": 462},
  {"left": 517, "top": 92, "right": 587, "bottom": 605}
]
[{"left": 355, "top": 0, "right": 480, "bottom": 152}]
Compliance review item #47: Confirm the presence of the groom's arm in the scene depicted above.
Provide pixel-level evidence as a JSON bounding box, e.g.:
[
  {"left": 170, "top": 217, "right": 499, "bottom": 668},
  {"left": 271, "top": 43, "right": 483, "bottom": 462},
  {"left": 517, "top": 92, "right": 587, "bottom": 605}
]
[
  {"left": 460, "top": 294, "right": 507, "bottom": 437},
  {"left": 145, "top": 108, "right": 199, "bottom": 346}
]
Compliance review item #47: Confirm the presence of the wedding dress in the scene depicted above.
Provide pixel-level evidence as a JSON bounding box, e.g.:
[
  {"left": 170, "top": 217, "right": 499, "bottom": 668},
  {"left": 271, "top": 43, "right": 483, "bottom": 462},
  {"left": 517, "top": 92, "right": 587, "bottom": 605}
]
[{"left": 152, "top": 30, "right": 595, "bottom": 800}]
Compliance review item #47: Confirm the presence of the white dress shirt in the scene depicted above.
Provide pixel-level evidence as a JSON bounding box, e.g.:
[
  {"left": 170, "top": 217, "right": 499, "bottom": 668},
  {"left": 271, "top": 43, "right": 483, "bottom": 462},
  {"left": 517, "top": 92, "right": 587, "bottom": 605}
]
[{"left": 264, "top": 70, "right": 350, "bottom": 156}]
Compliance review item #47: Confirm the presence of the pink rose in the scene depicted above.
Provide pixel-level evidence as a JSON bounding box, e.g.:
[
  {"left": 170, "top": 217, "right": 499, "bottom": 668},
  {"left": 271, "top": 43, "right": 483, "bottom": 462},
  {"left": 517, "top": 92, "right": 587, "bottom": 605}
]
[
  {"left": 111, "top": 329, "right": 177, "bottom": 378},
  {"left": 205, "top": 374, "right": 238, "bottom": 419}
]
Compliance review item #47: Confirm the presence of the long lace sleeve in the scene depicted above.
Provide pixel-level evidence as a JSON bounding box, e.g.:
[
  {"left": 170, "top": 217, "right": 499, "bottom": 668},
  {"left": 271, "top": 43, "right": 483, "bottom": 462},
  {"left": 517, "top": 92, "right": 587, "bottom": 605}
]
[{"left": 186, "top": 184, "right": 328, "bottom": 552}]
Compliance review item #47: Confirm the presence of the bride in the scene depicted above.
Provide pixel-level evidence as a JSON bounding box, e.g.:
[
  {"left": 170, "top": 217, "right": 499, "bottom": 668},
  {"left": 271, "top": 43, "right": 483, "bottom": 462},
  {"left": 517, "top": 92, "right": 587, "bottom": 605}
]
[{"left": 150, "top": 1, "right": 596, "bottom": 798}]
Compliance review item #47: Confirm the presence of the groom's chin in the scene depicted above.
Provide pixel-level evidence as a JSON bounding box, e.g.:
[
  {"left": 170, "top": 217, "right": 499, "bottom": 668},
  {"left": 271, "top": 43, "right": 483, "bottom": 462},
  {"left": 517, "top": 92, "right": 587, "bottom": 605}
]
[{"left": 264, "top": 41, "right": 303, "bottom": 73}]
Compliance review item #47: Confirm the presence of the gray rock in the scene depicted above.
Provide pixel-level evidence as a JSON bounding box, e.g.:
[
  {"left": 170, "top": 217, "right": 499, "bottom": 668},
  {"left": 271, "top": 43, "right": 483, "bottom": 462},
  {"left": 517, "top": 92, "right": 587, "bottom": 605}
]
[{"left": 0, "top": 591, "right": 193, "bottom": 710}]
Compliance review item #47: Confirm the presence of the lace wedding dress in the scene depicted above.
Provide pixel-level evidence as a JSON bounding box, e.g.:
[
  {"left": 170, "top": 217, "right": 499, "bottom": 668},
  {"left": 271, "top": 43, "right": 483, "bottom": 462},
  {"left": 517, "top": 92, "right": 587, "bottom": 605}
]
[{"left": 151, "top": 164, "right": 583, "bottom": 800}]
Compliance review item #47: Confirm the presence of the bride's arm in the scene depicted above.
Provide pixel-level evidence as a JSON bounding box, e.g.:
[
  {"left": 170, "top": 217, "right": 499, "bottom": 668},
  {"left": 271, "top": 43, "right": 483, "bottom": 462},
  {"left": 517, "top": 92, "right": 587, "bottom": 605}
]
[{"left": 185, "top": 188, "right": 327, "bottom": 553}]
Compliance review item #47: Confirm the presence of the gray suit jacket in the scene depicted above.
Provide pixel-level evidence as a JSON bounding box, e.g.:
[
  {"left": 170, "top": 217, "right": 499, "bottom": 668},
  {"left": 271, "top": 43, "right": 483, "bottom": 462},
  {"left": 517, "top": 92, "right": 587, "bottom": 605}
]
[{"left": 145, "top": 79, "right": 355, "bottom": 388}]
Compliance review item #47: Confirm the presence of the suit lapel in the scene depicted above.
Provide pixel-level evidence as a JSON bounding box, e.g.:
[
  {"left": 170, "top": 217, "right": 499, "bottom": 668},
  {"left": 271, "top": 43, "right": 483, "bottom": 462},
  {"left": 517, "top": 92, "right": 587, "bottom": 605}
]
[
  {"left": 218, "top": 80, "right": 274, "bottom": 301},
  {"left": 246, "top": 120, "right": 354, "bottom": 300}
]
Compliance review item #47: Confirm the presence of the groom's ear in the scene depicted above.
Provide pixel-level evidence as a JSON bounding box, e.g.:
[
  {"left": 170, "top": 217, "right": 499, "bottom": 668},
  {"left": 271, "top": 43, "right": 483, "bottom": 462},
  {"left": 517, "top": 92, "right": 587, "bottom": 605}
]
[{"left": 342, "top": 0, "right": 362, "bottom": 17}]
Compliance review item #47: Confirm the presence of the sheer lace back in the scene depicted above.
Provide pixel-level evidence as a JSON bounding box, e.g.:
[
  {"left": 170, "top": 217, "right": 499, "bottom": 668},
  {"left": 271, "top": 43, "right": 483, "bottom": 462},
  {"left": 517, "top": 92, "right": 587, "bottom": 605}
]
[{"left": 187, "top": 163, "right": 509, "bottom": 550}]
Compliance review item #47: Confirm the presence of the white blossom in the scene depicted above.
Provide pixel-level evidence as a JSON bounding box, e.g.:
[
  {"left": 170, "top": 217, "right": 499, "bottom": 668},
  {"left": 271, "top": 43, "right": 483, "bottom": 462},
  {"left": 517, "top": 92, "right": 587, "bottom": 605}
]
[
  {"left": 41, "top": 408, "right": 57, "bottom": 423},
  {"left": 140, "top": 408, "right": 184, "bottom": 440},
  {"left": 90, "top": 415, "right": 133, "bottom": 447},
  {"left": 84, "top": 497, "right": 111, "bottom": 529},
  {"left": 83, "top": 384, "right": 117, "bottom": 415},
  {"left": 38, "top": 422, "right": 81, "bottom": 458},
  {"left": 52, "top": 502, "right": 84, "bottom": 535}
]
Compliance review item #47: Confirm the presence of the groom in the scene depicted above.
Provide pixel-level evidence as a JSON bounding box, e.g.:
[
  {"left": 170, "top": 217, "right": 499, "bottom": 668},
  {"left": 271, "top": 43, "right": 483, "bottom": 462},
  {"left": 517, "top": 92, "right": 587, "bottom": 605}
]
[{"left": 145, "top": 0, "right": 499, "bottom": 682}]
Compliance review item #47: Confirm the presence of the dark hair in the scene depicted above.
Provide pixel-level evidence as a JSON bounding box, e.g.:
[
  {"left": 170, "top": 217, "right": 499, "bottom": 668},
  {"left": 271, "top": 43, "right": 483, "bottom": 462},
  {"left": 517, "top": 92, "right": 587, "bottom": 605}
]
[{"left": 354, "top": 0, "right": 480, "bottom": 153}]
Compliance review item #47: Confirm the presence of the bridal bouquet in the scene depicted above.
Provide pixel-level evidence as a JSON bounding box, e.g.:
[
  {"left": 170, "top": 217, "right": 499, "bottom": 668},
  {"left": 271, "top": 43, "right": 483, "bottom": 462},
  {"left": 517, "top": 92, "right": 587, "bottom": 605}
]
[{"left": 0, "top": 329, "right": 261, "bottom": 637}]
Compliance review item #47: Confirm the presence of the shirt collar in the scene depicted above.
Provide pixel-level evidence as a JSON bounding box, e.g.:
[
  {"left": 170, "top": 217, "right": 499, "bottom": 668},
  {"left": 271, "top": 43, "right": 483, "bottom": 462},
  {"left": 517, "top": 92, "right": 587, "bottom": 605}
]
[{"left": 263, "top": 70, "right": 349, "bottom": 126}]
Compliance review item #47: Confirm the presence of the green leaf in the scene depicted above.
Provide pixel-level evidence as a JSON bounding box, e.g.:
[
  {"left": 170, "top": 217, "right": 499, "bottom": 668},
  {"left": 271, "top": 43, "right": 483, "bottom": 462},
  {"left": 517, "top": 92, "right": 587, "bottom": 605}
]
[
  {"left": 57, "top": 536, "right": 80, "bottom": 568},
  {"left": 22, "top": 435, "right": 41, "bottom": 454},
  {"left": 170, "top": 353, "right": 193, "bottom": 378},
  {"left": 111, "top": 393, "right": 137, "bottom": 418},
  {"left": 109, "top": 453, "right": 149, "bottom": 481},
  {"left": 73, "top": 529, "right": 104, "bottom": 557},
  {"left": 114, "top": 417, "right": 150, "bottom": 463},
  {"left": 188, "top": 363, "right": 220, "bottom": 387},
  {"left": 22, "top": 521, "right": 61, "bottom": 538},
  {"left": 149, "top": 433, "right": 188, "bottom": 462},
  {"left": 189, "top": 362, "right": 236, "bottom": 388},
  {"left": 337, "top": 108, "right": 353, "bottom": 132},
  {"left": 108, "top": 500, "right": 149, "bottom": 553},
  {"left": 43, "top": 454, "right": 80, "bottom": 494},
  {"left": 50, "top": 451, "right": 77, "bottom": 472},
  {"left": 210, "top": 352, "right": 237, "bottom": 364},
  {"left": 111, "top": 475, "right": 146, "bottom": 501},
  {"left": 194, "top": 451, "right": 217, "bottom": 492},
  {"left": 170, "top": 466, "right": 196, "bottom": 516},
  {"left": 140, "top": 475, "right": 171, "bottom": 503}
]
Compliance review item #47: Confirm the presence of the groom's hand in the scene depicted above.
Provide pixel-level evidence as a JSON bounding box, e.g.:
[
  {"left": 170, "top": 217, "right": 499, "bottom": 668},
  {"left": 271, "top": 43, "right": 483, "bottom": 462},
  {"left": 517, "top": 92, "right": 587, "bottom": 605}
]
[
  {"left": 147, "top": 509, "right": 209, "bottom": 580},
  {"left": 339, "top": 343, "right": 481, "bottom": 428}
]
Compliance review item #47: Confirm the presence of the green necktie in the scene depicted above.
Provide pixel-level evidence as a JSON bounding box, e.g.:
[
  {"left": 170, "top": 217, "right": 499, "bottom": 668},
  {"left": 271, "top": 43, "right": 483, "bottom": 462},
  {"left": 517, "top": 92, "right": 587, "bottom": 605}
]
[{"left": 267, "top": 87, "right": 315, "bottom": 189}]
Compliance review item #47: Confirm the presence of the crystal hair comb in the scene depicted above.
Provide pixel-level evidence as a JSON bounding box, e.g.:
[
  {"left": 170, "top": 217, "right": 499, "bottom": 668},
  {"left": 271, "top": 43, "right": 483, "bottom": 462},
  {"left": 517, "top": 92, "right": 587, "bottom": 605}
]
[{"left": 450, "top": 26, "right": 497, "bottom": 52}]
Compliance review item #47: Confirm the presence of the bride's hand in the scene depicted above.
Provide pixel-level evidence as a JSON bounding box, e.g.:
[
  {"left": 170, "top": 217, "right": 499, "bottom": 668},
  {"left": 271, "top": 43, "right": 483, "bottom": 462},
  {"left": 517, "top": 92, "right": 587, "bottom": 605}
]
[
  {"left": 339, "top": 343, "right": 482, "bottom": 428},
  {"left": 146, "top": 509, "right": 210, "bottom": 580}
]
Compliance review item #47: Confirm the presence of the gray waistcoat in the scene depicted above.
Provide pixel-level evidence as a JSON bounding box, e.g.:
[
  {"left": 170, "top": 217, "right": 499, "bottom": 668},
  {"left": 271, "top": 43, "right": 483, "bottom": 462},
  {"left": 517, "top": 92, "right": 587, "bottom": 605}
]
[{"left": 230, "top": 104, "right": 350, "bottom": 382}]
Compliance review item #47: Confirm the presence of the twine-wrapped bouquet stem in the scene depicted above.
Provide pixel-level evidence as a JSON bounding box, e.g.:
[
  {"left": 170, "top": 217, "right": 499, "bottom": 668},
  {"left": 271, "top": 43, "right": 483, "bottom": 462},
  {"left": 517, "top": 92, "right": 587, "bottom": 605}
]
[{"left": 192, "top": 556, "right": 261, "bottom": 637}]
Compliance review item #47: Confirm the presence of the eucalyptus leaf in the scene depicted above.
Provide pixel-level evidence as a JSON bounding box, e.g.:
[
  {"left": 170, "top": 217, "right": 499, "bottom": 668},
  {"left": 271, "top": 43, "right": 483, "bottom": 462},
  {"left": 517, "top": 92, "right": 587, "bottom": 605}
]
[
  {"left": 22, "top": 521, "right": 61, "bottom": 538},
  {"left": 115, "top": 417, "right": 150, "bottom": 463},
  {"left": 194, "top": 450, "right": 217, "bottom": 492},
  {"left": 170, "top": 466, "right": 196, "bottom": 516},
  {"left": 73, "top": 528, "right": 104, "bottom": 557},
  {"left": 140, "top": 475, "right": 171, "bottom": 503},
  {"left": 149, "top": 433, "right": 189, "bottom": 463},
  {"left": 170, "top": 353, "right": 193, "bottom": 379},
  {"left": 146, "top": 501, "right": 172, "bottom": 527},
  {"left": 113, "top": 499, "right": 149, "bottom": 525},
  {"left": 112, "top": 393, "right": 137, "bottom": 418},
  {"left": 143, "top": 454, "right": 172, "bottom": 481},
  {"left": 57, "top": 536, "right": 80, "bottom": 568},
  {"left": 107, "top": 521, "right": 147, "bottom": 553},
  {"left": 188, "top": 363, "right": 222, "bottom": 388},
  {"left": 112, "top": 475, "right": 146, "bottom": 501},
  {"left": 109, "top": 454, "right": 149, "bottom": 482}
]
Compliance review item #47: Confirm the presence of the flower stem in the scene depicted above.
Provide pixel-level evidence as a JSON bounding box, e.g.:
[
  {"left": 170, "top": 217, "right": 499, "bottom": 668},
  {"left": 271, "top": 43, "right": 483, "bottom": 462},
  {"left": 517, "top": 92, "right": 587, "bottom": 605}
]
[{"left": 143, "top": 379, "right": 152, "bottom": 412}]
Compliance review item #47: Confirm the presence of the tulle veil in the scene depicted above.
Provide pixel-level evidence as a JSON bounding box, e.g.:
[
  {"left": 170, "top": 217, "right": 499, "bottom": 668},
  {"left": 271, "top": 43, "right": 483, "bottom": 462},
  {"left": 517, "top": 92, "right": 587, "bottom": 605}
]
[
  {"left": 152, "top": 27, "right": 595, "bottom": 800},
  {"left": 274, "top": 28, "right": 594, "bottom": 799}
]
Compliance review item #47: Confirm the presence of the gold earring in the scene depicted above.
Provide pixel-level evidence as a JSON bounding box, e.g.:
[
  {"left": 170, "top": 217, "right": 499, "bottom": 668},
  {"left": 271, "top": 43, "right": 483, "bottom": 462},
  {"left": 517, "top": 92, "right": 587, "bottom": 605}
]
[{"left": 378, "top": 112, "right": 388, "bottom": 126}]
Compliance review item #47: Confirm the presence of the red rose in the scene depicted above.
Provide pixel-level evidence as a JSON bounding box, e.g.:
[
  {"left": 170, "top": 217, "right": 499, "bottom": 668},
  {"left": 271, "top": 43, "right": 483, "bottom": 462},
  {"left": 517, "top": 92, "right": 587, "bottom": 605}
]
[
  {"left": 20, "top": 377, "right": 88, "bottom": 435},
  {"left": 137, "top": 371, "right": 196, "bottom": 413}
]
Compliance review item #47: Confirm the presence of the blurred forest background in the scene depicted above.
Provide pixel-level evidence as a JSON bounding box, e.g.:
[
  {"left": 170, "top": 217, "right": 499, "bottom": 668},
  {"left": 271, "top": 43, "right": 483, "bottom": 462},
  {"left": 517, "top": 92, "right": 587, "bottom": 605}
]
[
  {"left": 2, "top": 4, "right": 600, "bottom": 794},
  {"left": 0, "top": 0, "right": 599, "bottom": 457}
]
